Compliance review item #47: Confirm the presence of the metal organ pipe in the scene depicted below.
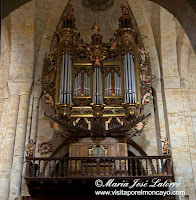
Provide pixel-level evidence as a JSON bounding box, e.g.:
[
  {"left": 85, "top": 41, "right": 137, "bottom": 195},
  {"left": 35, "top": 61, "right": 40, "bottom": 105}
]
[
  {"left": 105, "top": 71, "right": 122, "bottom": 96},
  {"left": 67, "top": 54, "right": 70, "bottom": 103},
  {"left": 109, "top": 72, "right": 112, "bottom": 96},
  {"left": 131, "top": 54, "right": 136, "bottom": 103},
  {"left": 74, "top": 72, "right": 83, "bottom": 97},
  {"left": 84, "top": 74, "right": 86, "bottom": 96},
  {"left": 64, "top": 53, "right": 68, "bottom": 103},
  {"left": 79, "top": 72, "right": 81, "bottom": 96},
  {"left": 93, "top": 67, "right": 103, "bottom": 104},
  {"left": 124, "top": 52, "right": 137, "bottom": 104},
  {"left": 87, "top": 74, "right": 90, "bottom": 96},
  {"left": 124, "top": 55, "right": 129, "bottom": 103},
  {"left": 106, "top": 74, "right": 109, "bottom": 96},
  {"left": 84, "top": 73, "right": 86, "bottom": 96},
  {"left": 97, "top": 68, "right": 99, "bottom": 103},
  {"left": 118, "top": 75, "right": 121, "bottom": 96},
  {"left": 105, "top": 75, "right": 107, "bottom": 96},
  {"left": 127, "top": 53, "right": 132, "bottom": 103},
  {"left": 60, "top": 54, "right": 64, "bottom": 103},
  {"left": 115, "top": 73, "right": 117, "bottom": 95},
  {"left": 115, "top": 73, "right": 121, "bottom": 96},
  {"left": 59, "top": 53, "right": 72, "bottom": 104},
  {"left": 77, "top": 73, "right": 79, "bottom": 96}
]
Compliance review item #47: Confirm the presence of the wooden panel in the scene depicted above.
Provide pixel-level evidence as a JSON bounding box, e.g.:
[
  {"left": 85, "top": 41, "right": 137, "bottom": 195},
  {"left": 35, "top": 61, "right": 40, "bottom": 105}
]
[
  {"left": 70, "top": 144, "right": 88, "bottom": 157},
  {"left": 107, "top": 144, "right": 117, "bottom": 157},
  {"left": 78, "top": 145, "right": 88, "bottom": 157},
  {"left": 70, "top": 144, "right": 78, "bottom": 157},
  {"left": 117, "top": 143, "right": 127, "bottom": 156}
]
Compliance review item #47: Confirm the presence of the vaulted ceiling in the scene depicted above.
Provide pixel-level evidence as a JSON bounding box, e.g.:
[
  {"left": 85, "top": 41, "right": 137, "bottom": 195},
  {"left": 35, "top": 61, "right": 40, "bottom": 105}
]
[{"left": 2, "top": 0, "right": 196, "bottom": 52}]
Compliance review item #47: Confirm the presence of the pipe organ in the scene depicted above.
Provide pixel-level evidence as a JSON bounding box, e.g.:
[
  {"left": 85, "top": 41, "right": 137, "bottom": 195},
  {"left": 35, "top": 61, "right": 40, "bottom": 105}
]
[
  {"left": 42, "top": 4, "right": 152, "bottom": 121},
  {"left": 36, "top": 6, "right": 174, "bottom": 196}
]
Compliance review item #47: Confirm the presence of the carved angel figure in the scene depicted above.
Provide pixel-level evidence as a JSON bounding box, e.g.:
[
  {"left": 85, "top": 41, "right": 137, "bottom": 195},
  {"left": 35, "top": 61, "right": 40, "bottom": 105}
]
[
  {"left": 138, "top": 47, "right": 148, "bottom": 65},
  {"left": 91, "top": 21, "right": 100, "bottom": 33},
  {"left": 142, "top": 91, "right": 151, "bottom": 105},
  {"left": 121, "top": 5, "right": 129, "bottom": 15},
  {"left": 135, "top": 121, "right": 144, "bottom": 132},
  {"left": 93, "top": 56, "right": 106, "bottom": 66},
  {"left": 42, "top": 91, "right": 54, "bottom": 107},
  {"left": 26, "top": 139, "right": 36, "bottom": 157},
  {"left": 77, "top": 39, "right": 85, "bottom": 50},
  {"left": 161, "top": 137, "right": 170, "bottom": 155},
  {"left": 110, "top": 38, "right": 117, "bottom": 51}
]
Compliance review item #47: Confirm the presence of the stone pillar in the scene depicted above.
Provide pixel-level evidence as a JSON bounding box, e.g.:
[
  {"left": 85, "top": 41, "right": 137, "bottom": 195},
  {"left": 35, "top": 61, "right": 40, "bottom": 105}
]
[
  {"left": 20, "top": 82, "right": 42, "bottom": 197},
  {"left": 160, "top": 7, "right": 196, "bottom": 200},
  {"left": 0, "top": 86, "right": 9, "bottom": 156},
  {"left": 8, "top": 81, "right": 32, "bottom": 200},
  {"left": 30, "top": 82, "right": 42, "bottom": 147},
  {"left": 178, "top": 32, "right": 196, "bottom": 192},
  {"left": 0, "top": 91, "right": 20, "bottom": 200}
]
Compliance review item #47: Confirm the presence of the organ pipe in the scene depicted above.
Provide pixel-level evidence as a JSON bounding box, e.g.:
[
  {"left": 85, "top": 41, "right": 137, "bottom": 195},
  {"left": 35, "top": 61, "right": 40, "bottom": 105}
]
[
  {"left": 105, "top": 71, "right": 122, "bottom": 96},
  {"left": 59, "top": 53, "right": 72, "bottom": 104},
  {"left": 74, "top": 72, "right": 90, "bottom": 97},
  {"left": 93, "top": 67, "right": 103, "bottom": 104},
  {"left": 124, "top": 52, "right": 137, "bottom": 104}
]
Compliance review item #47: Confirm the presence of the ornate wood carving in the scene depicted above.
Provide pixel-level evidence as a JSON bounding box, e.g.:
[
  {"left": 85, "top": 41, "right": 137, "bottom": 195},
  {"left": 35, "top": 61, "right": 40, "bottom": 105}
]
[{"left": 38, "top": 142, "right": 52, "bottom": 155}]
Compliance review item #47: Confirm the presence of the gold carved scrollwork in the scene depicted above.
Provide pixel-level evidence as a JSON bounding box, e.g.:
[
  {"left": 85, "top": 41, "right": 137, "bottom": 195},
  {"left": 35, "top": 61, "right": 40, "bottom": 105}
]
[
  {"left": 42, "top": 48, "right": 57, "bottom": 107},
  {"left": 138, "top": 47, "right": 152, "bottom": 105},
  {"left": 89, "top": 145, "right": 108, "bottom": 157}
]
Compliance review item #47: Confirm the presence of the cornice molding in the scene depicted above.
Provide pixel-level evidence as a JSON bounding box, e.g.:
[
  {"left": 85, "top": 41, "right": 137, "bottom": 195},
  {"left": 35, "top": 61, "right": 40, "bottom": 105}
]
[{"left": 8, "top": 80, "right": 33, "bottom": 96}]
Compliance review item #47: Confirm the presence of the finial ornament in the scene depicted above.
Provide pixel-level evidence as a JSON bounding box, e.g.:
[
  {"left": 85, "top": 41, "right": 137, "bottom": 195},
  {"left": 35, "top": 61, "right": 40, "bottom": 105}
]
[
  {"left": 26, "top": 139, "right": 36, "bottom": 157},
  {"left": 91, "top": 21, "right": 100, "bottom": 33},
  {"left": 161, "top": 137, "right": 170, "bottom": 155},
  {"left": 67, "top": 4, "right": 74, "bottom": 16},
  {"left": 121, "top": 4, "right": 129, "bottom": 15}
]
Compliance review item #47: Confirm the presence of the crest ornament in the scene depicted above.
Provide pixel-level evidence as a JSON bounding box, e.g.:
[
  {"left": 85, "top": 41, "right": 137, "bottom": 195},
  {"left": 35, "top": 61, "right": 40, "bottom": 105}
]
[
  {"left": 82, "top": 0, "right": 114, "bottom": 11},
  {"left": 38, "top": 142, "right": 52, "bottom": 155}
]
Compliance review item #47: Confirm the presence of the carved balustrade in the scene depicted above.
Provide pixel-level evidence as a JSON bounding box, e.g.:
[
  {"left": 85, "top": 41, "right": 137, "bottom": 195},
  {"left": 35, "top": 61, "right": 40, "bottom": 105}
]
[{"left": 25, "top": 156, "right": 173, "bottom": 182}]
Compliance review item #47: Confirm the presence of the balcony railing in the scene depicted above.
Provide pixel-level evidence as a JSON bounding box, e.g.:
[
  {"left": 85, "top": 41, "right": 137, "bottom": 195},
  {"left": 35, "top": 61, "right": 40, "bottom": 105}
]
[{"left": 25, "top": 156, "right": 173, "bottom": 182}]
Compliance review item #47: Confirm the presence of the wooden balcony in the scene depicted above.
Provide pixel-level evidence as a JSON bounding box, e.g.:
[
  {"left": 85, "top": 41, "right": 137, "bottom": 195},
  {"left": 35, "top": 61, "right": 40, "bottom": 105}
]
[{"left": 25, "top": 156, "right": 173, "bottom": 183}]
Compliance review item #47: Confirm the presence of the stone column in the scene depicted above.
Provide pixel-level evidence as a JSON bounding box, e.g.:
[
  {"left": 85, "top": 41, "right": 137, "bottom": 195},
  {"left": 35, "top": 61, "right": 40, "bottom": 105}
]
[
  {"left": 0, "top": 86, "right": 9, "bottom": 156},
  {"left": 160, "top": 7, "right": 196, "bottom": 200},
  {"left": 0, "top": 84, "right": 20, "bottom": 200},
  {"left": 8, "top": 81, "right": 32, "bottom": 200},
  {"left": 178, "top": 32, "right": 196, "bottom": 192},
  {"left": 30, "top": 82, "right": 42, "bottom": 147},
  {"left": 20, "top": 82, "right": 42, "bottom": 197}
]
